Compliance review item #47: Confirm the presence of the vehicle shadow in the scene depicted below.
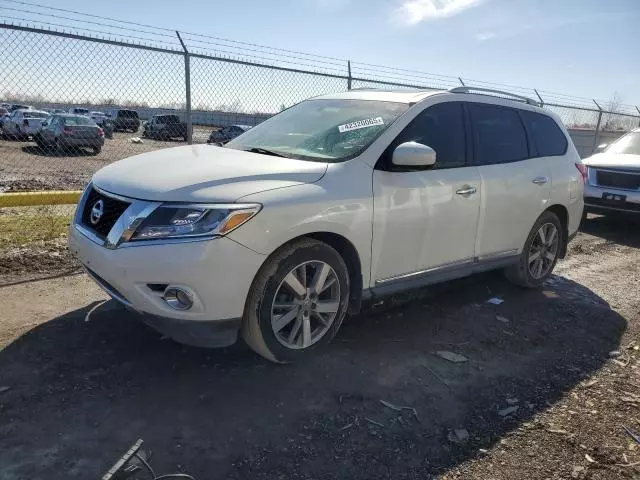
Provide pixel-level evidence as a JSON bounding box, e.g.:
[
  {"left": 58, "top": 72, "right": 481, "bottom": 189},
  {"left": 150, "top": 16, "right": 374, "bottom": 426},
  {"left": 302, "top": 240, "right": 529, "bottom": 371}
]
[
  {"left": 0, "top": 272, "right": 625, "bottom": 479},
  {"left": 580, "top": 213, "right": 640, "bottom": 248},
  {"left": 21, "top": 145, "right": 94, "bottom": 157}
]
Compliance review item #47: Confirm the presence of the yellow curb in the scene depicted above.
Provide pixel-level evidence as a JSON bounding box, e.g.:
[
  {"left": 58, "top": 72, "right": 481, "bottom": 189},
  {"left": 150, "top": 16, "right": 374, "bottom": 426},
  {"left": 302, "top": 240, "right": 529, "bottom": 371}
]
[{"left": 0, "top": 190, "right": 82, "bottom": 207}]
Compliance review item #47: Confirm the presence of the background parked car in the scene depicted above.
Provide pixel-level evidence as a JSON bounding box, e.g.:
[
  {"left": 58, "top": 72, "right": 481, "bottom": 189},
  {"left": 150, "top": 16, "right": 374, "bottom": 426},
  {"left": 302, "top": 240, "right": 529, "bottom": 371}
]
[
  {"left": 0, "top": 107, "right": 9, "bottom": 129},
  {"left": 142, "top": 114, "right": 188, "bottom": 141},
  {"left": 583, "top": 128, "right": 640, "bottom": 217},
  {"left": 10, "top": 103, "right": 32, "bottom": 112},
  {"left": 90, "top": 111, "right": 114, "bottom": 139},
  {"left": 69, "top": 107, "right": 91, "bottom": 116},
  {"left": 34, "top": 114, "right": 104, "bottom": 154},
  {"left": 106, "top": 109, "right": 140, "bottom": 132},
  {"left": 2, "top": 109, "right": 50, "bottom": 139},
  {"left": 207, "top": 124, "right": 252, "bottom": 145}
]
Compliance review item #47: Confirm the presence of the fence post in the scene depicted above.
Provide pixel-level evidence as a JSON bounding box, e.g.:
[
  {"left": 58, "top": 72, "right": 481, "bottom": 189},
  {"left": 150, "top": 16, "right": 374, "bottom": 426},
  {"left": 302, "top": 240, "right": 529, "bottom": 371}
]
[
  {"left": 534, "top": 89, "right": 544, "bottom": 107},
  {"left": 592, "top": 99, "right": 603, "bottom": 155},
  {"left": 347, "top": 61, "right": 352, "bottom": 90},
  {"left": 636, "top": 106, "right": 640, "bottom": 127},
  {"left": 176, "top": 31, "right": 192, "bottom": 145},
  {"left": 458, "top": 77, "right": 465, "bottom": 86}
]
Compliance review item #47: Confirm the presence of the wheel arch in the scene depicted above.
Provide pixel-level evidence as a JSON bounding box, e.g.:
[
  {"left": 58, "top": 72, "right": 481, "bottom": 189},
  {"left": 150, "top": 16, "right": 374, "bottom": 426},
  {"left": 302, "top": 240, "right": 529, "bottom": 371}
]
[
  {"left": 545, "top": 204, "right": 569, "bottom": 258},
  {"left": 249, "top": 231, "right": 364, "bottom": 316}
]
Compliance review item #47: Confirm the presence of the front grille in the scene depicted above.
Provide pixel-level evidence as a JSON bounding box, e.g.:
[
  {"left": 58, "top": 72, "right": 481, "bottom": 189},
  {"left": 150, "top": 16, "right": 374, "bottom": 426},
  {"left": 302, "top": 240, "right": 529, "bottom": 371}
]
[
  {"left": 81, "top": 188, "right": 130, "bottom": 239},
  {"left": 595, "top": 169, "right": 640, "bottom": 190}
]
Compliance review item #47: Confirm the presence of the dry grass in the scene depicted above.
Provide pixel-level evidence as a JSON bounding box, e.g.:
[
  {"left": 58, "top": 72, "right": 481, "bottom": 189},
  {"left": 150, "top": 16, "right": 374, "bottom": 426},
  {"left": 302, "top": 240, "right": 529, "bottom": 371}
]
[{"left": 0, "top": 205, "right": 74, "bottom": 249}]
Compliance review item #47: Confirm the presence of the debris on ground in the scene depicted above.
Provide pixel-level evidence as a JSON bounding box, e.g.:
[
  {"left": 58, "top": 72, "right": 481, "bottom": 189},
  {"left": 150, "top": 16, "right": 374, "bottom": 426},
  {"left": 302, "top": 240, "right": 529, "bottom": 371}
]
[
  {"left": 0, "top": 386, "right": 10, "bottom": 394},
  {"left": 338, "top": 423, "right": 354, "bottom": 432},
  {"left": 130, "top": 137, "right": 143, "bottom": 143},
  {"left": 496, "top": 315, "right": 510, "bottom": 323},
  {"left": 379, "top": 400, "right": 420, "bottom": 421},
  {"left": 436, "top": 351, "right": 468, "bottom": 363},
  {"left": 487, "top": 297, "right": 504, "bottom": 305},
  {"left": 571, "top": 465, "right": 585, "bottom": 478},
  {"left": 448, "top": 428, "right": 470, "bottom": 444},
  {"left": 364, "top": 417, "right": 385, "bottom": 428},
  {"left": 498, "top": 406, "right": 519, "bottom": 417},
  {"left": 623, "top": 426, "right": 640, "bottom": 445},
  {"left": 505, "top": 397, "right": 519, "bottom": 405}
]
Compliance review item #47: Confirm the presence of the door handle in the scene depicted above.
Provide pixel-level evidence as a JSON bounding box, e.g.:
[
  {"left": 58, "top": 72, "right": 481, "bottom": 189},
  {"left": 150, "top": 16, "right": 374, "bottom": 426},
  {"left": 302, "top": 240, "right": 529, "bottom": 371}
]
[
  {"left": 532, "top": 176, "right": 549, "bottom": 185},
  {"left": 456, "top": 185, "right": 477, "bottom": 196}
]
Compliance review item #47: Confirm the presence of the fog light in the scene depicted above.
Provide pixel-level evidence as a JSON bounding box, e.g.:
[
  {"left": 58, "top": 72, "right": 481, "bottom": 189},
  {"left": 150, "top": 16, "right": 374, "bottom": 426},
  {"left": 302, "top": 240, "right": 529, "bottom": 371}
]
[{"left": 163, "top": 287, "right": 194, "bottom": 310}]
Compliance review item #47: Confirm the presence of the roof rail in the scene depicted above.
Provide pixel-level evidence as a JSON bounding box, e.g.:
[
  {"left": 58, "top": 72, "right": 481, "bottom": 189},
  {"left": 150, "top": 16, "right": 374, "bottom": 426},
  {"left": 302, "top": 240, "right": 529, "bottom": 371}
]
[{"left": 449, "top": 86, "right": 540, "bottom": 107}]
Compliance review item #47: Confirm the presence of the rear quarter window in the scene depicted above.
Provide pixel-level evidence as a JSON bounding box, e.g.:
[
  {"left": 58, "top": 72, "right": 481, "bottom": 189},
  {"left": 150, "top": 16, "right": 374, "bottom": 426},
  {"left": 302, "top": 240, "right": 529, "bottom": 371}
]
[{"left": 521, "top": 111, "right": 568, "bottom": 157}]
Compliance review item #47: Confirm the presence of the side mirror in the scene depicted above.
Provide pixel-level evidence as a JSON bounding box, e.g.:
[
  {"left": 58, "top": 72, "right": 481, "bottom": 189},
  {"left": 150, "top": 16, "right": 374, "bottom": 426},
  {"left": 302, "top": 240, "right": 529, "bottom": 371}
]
[
  {"left": 392, "top": 141, "right": 437, "bottom": 168},
  {"left": 595, "top": 143, "right": 608, "bottom": 152}
]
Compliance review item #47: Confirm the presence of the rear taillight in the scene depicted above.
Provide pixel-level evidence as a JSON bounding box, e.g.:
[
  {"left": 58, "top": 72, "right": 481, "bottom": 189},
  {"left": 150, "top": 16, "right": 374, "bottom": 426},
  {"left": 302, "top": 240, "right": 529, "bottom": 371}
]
[
  {"left": 575, "top": 163, "right": 588, "bottom": 183},
  {"left": 23, "top": 119, "right": 29, "bottom": 126},
  {"left": 98, "top": 127, "right": 104, "bottom": 137},
  {"left": 63, "top": 127, "right": 73, "bottom": 135}
]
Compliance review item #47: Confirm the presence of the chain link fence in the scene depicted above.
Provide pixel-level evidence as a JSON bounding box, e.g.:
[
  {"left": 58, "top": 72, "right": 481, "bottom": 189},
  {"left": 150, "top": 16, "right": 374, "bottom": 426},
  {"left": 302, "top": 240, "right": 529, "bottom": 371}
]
[{"left": 1, "top": 21, "right": 639, "bottom": 280}]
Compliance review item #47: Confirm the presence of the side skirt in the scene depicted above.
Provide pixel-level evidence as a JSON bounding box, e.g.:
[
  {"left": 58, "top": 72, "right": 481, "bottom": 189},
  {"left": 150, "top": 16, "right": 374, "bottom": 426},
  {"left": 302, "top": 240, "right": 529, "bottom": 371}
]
[{"left": 362, "top": 253, "right": 520, "bottom": 300}]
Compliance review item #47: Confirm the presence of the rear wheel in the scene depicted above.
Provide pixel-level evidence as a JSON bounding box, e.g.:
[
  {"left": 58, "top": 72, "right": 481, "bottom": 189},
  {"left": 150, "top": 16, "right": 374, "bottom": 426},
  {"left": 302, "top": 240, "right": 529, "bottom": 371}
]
[
  {"left": 55, "top": 138, "right": 67, "bottom": 155},
  {"left": 91, "top": 146, "right": 101, "bottom": 155},
  {"left": 505, "top": 211, "right": 563, "bottom": 288},
  {"left": 242, "top": 238, "right": 350, "bottom": 363}
]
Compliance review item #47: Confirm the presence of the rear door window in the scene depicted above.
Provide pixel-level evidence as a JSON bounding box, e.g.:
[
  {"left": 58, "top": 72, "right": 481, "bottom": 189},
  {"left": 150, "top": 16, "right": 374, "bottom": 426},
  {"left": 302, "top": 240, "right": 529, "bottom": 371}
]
[
  {"left": 520, "top": 111, "right": 568, "bottom": 157},
  {"left": 468, "top": 104, "right": 529, "bottom": 165}
]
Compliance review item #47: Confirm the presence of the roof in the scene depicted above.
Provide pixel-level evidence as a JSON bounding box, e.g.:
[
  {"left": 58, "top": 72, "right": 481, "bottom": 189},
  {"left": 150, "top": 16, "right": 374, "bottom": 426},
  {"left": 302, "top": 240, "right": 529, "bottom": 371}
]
[
  {"left": 16, "top": 109, "right": 48, "bottom": 115},
  {"left": 313, "top": 88, "right": 442, "bottom": 103}
]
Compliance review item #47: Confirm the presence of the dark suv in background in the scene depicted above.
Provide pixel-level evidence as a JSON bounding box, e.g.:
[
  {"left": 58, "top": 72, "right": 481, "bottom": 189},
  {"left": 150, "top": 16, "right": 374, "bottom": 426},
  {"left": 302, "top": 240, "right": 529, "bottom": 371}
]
[
  {"left": 107, "top": 109, "right": 140, "bottom": 132},
  {"left": 142, "top": 114, "right": 188, "bottom": 141}
]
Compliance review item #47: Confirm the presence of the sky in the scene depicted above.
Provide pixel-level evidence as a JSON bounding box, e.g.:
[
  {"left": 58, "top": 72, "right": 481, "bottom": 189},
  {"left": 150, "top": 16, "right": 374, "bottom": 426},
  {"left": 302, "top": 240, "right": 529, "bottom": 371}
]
[{"left": 2, "top": 0, "right": 639, "bottom": 110}]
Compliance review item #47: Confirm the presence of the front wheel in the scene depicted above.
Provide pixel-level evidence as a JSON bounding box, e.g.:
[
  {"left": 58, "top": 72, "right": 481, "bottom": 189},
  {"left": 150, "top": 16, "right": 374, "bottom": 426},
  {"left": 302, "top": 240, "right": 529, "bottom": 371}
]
[
  {"left": 505, "top": 211, "right": 563, "bottom": 288},
  {"left": 242, "top": 238, "right": 350, "bottom": 363}
]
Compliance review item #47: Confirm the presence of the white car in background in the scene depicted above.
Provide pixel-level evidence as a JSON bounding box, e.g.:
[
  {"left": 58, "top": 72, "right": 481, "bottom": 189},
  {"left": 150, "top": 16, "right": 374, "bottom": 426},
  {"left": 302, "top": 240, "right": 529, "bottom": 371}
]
[
  {"left": 583, "top": 128, "right": 640, "bottom": 215},
  {"left": 90, "top": 111, "right": 107, "bottom": 123},
  {"left": 2, "top": 109, "right": 50, "bottom": 139},
  {"left": 69, "top": 87, "right": 584, "bottom": 363}
]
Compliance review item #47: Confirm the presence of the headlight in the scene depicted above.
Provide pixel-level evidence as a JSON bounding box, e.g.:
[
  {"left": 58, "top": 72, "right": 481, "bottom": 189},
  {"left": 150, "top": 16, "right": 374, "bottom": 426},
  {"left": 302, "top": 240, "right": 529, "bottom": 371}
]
[{"left": 130, "top": 203, "right": 261, "bottom": 241}]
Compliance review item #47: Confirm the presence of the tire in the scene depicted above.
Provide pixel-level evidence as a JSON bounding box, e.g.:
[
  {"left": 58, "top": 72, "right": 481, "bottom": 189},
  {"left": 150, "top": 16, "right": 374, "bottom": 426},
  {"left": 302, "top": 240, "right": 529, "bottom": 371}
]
[
  {"left": 91, "top": 146, "right": 101, "bottom": 155},
  {"left": 55, "top": 138, "right": 65, "bottom": 155},
  {"left": 505, "top": 211, "right": 563, "bottom": 288},
  {"left": 183, "top": 135, "right": 188, "bottom": 142},
  {"left": 242, "top": 238, "right": 350, "bottom": 363}
]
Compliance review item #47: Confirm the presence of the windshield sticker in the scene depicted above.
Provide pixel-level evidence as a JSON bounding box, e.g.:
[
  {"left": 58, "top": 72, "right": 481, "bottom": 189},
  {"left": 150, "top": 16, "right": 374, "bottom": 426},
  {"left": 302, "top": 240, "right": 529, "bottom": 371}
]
[{"left": 338, "top": 117, "right": 384, "bottom": 133}]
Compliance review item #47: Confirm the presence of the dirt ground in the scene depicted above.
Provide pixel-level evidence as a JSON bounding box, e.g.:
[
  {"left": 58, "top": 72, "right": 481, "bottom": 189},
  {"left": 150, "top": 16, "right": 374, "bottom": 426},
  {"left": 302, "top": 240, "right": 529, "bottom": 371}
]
[
  {"left": 1, "top": 214, "right": 640, "bottom": 479},
  {"left": 0, "top": 127, "right": 212, "bottom": 192}
]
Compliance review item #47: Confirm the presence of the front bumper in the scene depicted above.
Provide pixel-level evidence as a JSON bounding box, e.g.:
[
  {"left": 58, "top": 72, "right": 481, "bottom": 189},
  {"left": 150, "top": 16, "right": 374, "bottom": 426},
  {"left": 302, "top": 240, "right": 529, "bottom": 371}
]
[
  {"left": 69, "top": 224, "right": 266, "bottom": 347},
  {"left": 584, "top": 183, "right": 640, "bottom": 214}
]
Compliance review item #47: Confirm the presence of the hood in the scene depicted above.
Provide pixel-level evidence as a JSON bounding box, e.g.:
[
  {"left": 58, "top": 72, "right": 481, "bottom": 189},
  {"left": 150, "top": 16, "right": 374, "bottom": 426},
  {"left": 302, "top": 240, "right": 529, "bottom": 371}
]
[
  {"left": 92, "top": 144, "right": 328, "bottom": 202},
  {"left": 583, "top": 152, "right": 640, "bottom": 170}
]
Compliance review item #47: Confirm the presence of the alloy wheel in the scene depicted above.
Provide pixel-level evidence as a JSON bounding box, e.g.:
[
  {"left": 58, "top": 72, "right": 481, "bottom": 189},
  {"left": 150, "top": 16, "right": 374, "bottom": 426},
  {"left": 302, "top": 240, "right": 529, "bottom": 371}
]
[
  {"left": 528, "top": 222, "right": 559, "bottom": 279},
  {"left": 271, "top": 261, "right": 341, "bottom": 349}
]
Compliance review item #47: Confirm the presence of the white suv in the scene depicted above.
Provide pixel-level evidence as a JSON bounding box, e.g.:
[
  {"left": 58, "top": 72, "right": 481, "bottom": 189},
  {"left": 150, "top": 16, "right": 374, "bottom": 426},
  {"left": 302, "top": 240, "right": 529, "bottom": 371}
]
[{"left": 69, "top": 87, "right": 585, "bottom": 362}]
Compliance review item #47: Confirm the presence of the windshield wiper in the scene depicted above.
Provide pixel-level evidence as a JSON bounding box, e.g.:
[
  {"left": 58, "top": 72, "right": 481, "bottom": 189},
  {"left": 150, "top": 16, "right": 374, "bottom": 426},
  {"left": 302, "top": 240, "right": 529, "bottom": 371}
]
[{"left": 244, "top": 147, "right": 288, "bottom": 158}]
